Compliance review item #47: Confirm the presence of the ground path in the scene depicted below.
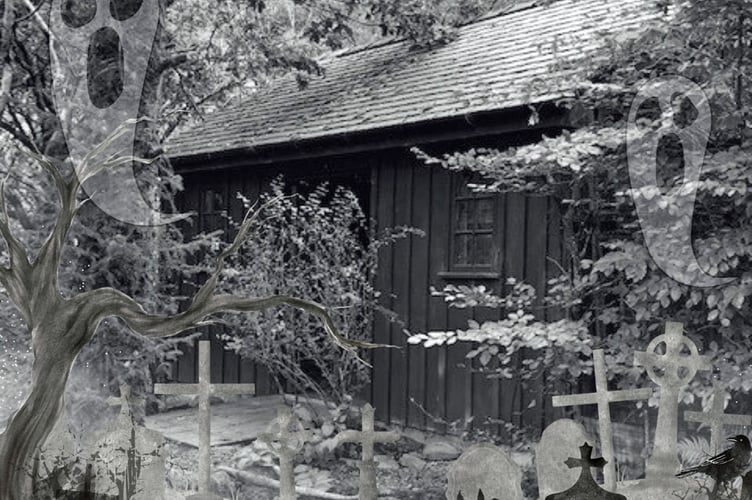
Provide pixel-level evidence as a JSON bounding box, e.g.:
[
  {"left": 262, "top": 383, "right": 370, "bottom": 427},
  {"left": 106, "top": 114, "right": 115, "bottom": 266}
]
[{"left": 145, "top": 395, "right": 286, "bottom": 447}]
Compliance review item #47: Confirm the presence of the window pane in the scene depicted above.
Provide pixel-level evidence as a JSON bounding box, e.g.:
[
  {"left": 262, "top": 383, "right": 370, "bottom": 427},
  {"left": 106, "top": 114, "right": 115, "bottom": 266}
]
[
  {"left": 475, "top": 199, "right": 494, "bottom": 230},
  {"left": 203, "top": 189, "right": 224, "bottom": 214},
  {"left": 474, "top": 234, "right": 494, "bottom": 266},
  {"left": 455, "top": 200, "right": 472, "bottom": 231},
  {"left": 453, "top": 234, "right": 471, "bottom": 266}
]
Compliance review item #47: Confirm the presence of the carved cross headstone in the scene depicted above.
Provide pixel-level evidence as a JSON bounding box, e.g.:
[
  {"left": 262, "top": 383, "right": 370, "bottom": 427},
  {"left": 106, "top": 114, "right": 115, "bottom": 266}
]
[
  {"left": 333, "top": 403, "right": 399, "bottom": 500},
  {"left": 545, "top": 442, "right": 626, "bottom": 500},
  {"left": 537, "top": 419, "right": 594, "bottom": 499},
  {"left": 154, "top": 340, "right": 255, "bottom": 500},
  {"left": 685, "top": 383, "right": 752, "bottom": 454},
  {"left": 446, "top": 443, "right": 523, "bottom": 500},
  {"left": 634, "top": 322, "right": 711, "bottom": 479},
  {"left": 89, "top": 384, "right": 165, "bottom": 500},
  {"left": 259, "top": 407, "right": 312, "bottom": 500},
  {"left": 552, "top": 349, "right": 652, "bottom": 490}
]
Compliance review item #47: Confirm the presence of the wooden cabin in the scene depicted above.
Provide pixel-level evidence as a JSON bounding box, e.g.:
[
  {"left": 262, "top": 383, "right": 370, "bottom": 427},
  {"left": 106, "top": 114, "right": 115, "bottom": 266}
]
[{"left": 167, "top": 0, "right": 654, "bottom": 435}]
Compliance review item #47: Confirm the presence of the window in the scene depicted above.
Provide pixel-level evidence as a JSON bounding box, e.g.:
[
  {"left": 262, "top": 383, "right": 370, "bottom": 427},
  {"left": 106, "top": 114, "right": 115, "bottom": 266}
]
[
  {"left": 450, "top": 178, "right": 500, "bottom": 272},
  {"left": 200, "top": 187, "right": 226, "bottom": 231}
]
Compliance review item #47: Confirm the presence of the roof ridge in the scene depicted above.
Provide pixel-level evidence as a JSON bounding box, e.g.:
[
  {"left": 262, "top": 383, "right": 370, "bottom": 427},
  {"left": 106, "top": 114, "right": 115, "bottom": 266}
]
[
  {"left": 168, "top": 0, "right": 653, "bottom": 160},
  {"left": 329, "top": 0, "right": 550, "bottom": 60}
]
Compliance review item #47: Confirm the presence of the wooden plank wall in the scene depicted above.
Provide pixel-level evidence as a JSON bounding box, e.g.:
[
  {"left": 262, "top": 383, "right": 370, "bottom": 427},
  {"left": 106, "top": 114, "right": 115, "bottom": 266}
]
[
  {"left": 173, "top": 168, "right": 271, "bottom": 392},
  {"left": 369, "top": 149, "right": 563, "bottom": 438},
  {"left": 174, "top": 146, "right": 564, "bottom": 438}
]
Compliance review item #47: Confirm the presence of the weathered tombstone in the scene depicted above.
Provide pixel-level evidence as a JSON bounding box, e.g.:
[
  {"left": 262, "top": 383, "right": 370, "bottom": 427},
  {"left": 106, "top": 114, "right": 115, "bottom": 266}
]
[
  {"left": 616, "top": 322, "right": 713, "bottom": 500},
  {"left": 545, "top": 442, "right": 625, "bottom": 500},
  {"left": 552, "top": 349, "right": 652, "bottom": 490},
  {"left": 259, "top": 407, "right": 312, "bottom": 500},
  {"left": 684, "top": 383, "right": 751, "bottom": 454},
  {"left": 446, "top": 443, "right": 523, "bottom": 500},
  {"left": 87, "top": 384, "right": 165, "bottom": 499},
  {"left": 154, "top": 340, "right": 255, "bottom": 500},
  {"left": 537, "top": 419, "right": 594, "bottom": 499},
  {"left": 634, "top": 322, "right": 712, "bottom": 480},
  {"left": 32, "top": 417, "right": 81, "bottom": 497},
  {"left": 38, "top": 415, "right": 78, "bottom": 478},
  {"left": 333, "top": 403, "right": 400, "bottom": 500}
]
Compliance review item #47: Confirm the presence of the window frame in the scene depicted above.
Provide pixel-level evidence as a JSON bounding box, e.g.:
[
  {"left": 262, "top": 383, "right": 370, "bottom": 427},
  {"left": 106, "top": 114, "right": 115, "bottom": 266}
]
[{"left": 446, "top": 172, "right": 502, "bottom": 275}]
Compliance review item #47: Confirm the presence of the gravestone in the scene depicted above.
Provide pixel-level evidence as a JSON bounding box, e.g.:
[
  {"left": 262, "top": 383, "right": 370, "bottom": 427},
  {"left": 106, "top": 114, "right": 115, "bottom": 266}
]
[
  {"left": 32, "top": 417, "right": 82, "bottom": 497},
  {"left": 38, "top": 415, "right": 78, "bottom": 477},
  {"left": 633, "top": 321, "right": 711, "bottom": 479},
  {"left": 88, "top": 384, "right": 165, "bottom": 499},
  {"left": 333, "top": 403, "right": 400, "bottom": 500},
  {"left": 552, "top": 349, "right": 652, "bottom": 490},
  {"left": 259, "top": 407, "right": 312, "bottom": 500},
  {"left": 446, "top": 443, "right": 523, "bottom": 500},
  {"left": 154, "top": 340, "right": 255, "bottom": 500},
  {"left": 545, "top": 442, "right": 625, "bottom": 500},
  {"left": 537, "top": 419, "right": 594, "bottom": 499}
]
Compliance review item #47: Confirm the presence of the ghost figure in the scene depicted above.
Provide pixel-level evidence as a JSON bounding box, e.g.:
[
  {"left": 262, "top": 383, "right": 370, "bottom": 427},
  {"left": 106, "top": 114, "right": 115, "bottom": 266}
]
[
  {"left": 627, "top": 76, "right": 734, "bottom": 287},
  {"left": 49, "top": 0, "right": 184, "bottom": 226}
]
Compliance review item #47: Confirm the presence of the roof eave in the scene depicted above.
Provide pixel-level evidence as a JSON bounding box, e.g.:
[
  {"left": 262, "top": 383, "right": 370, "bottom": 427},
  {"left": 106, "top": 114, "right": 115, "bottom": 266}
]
[{"left": 169, "top": 102, "right": 573, "bottom": 173}]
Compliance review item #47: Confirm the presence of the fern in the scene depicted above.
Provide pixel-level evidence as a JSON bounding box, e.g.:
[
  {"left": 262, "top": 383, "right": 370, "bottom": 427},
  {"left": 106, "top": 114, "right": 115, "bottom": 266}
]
[{"left": 677, "top": 435, "right": 711, "bottom": 467}]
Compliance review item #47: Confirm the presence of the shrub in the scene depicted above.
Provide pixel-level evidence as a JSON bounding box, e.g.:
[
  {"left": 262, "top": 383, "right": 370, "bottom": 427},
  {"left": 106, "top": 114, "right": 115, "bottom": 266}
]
[{"left": 219, "top": 178, "right": 418, "bottom": 404}]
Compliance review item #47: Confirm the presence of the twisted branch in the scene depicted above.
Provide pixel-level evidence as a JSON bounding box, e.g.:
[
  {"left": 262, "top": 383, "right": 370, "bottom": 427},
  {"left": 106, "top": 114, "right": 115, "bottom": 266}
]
[{"left": 71, "top": 193, "right": 391, "bottom": 364}]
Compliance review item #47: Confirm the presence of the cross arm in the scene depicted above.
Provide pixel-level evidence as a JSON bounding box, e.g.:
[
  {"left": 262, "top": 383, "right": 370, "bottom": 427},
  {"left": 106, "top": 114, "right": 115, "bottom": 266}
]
[
  {"left": 210, "top": 384, "right": 256, "bottom": 396},
  {"left": 685, "top": 410, "right": 752, "bottom": 426},
  {"left": 552, "top": 393, "right": 597, "bottom": 407},
  {"left": 331, "top": 430, "right": 362, "bottom": 447},
  {"left": 153, "top": 383, "right": 199, "bottom": 395},
  {"left": 375, "top": 431, "right": 400, "bottom": 443},
  {"left": 606, "top": 388, "right": 653, "bottom": 403}
]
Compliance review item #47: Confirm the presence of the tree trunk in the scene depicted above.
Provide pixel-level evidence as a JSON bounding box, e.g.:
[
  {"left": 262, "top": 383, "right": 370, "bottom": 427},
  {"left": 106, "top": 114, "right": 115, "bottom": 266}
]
[{"left": 0, "top": 317, "right": 89, "bottom": 500}]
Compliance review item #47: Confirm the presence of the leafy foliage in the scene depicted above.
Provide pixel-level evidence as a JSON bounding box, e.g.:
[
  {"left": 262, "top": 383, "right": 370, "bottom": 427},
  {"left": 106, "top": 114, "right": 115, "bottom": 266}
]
[
  {"left": 408, "top": 278, "right": 593, "bottom": 382},
  {"left": 219, "top": 178, "right": 419, "bottom": 404},
  {"left": 412, "top": 0, "right": 752, "bottom": 409}
]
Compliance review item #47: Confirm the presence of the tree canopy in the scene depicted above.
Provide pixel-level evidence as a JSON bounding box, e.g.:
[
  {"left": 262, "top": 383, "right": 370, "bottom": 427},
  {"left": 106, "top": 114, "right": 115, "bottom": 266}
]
[{"left": 411, "top": 0, "right": 752, "bottom": 410}]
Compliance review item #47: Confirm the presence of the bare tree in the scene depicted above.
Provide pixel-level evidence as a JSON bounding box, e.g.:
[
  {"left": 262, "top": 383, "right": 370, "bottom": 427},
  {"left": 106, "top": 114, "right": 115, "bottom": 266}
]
[{"left": 0, "top": 142, "right": 376, "bottom": 498}]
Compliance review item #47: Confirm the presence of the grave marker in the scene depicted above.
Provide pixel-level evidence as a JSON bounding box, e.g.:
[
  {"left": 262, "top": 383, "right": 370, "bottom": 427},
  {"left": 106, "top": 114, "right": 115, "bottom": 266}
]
[
  {"left": 685, "top": 383, "right": 752, "bottom": 454},
  {"left": 634, "top": 322, "right": 711, "bottom": 479},
  {"left": 90, "top": 384, "right": 165, "bottom": 499},
  {"left": 545, "top": 442, "right": 626, "bottom": 500},
  {"left": 259, "top": 407, "right": 312, "bottom": 500},
  {"left": 446, "top": 443, "right": 523, "bottom": 500},
  {"left": 333, "top": 403, "right": 399, "bottom": 500},
  {"left": 537, "top": 419, "right": 594, "bottom": 499},
  {"left": 552, "top": 349, "right": 652, "bottom": 490},
  {"left": 154, "top": 340, "right": 255, "bottom": 500}
]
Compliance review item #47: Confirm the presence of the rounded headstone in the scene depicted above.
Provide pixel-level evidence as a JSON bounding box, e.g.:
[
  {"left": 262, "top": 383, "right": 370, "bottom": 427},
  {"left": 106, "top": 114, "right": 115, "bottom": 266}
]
[
  {"left": 446, "top": 443, "right": 523, "bottom": 500},
  {"left": 536, "top": 419, "right": 593, "bottom": 499}
]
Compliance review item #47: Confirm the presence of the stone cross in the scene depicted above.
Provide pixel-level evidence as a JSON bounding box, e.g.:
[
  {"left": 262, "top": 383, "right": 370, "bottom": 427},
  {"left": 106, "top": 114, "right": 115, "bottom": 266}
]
[
  {"left": 154, "top": 340, "right": 255, "bottom": 499},
  {"left": 634, "top": 321, "right": 711, "bottom": 479},
  {"left": 259, "top": 407, "right": 312, "bottom": 500},
  {"left": 545, "top": 442, "right": 626, "bottom": 500},
  {"left": 333, "top": 403, "right": 399, "bottom": 500},
  {"left": 552, "top": 349, "right": 652, "bottom": 490},
  {"left": 685, "top": 383, "right": 752, "bottom": 454}
]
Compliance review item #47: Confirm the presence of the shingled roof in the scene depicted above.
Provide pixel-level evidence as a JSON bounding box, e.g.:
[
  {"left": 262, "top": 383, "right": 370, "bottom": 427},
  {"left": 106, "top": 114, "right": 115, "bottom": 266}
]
[{"left": 168, "top": 0, "right": 658, "bottom": 160}]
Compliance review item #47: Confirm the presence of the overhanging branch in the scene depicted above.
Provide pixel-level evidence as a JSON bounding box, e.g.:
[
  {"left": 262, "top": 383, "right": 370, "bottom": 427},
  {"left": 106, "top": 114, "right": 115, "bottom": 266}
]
[{"left": 76, "top": 196, "right": 391, "bottom": 365}]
